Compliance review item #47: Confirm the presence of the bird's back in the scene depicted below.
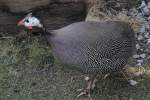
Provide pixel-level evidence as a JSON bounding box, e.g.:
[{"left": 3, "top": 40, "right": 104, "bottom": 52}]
[{"left": 48, "top": 21, "right": 135, "bottom": 74}]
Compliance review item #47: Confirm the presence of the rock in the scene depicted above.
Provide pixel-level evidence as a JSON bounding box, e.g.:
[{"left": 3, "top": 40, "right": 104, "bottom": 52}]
[
  {"left": 140, "top": 53, "right": 146, "bottom": 58},
  {"left": 127, "top": 8, "right": 138, "bottom": 16},
  {"left": 145, "top": 32, "right": 149, "bottom": 38},
  {"left": 84, "top": 77, "right": 90, "bottom": 81},
  {"left": 139, "top": 0, "right": 146, "bottom": 8},
  {"left": 136, "top": 44, "right": 141, "bottom": 49},
  {"left": 137, "top": 59, "right": 144, "bottom": 63},
  {"left": 136, "top": 63, "right": 142, "bottom": 66},
  {"left": 139, "top": 25, "right": 146, "bottom": 33},
  {"left": 133, "top": 54, "right": 140, "bottom": 58},
  {"left": 136, "top": 59, "right": 144, "bottom": 66},
  {"left": 143, "top": 6, "right": 150, "bottom": 13},
  {"left": 137, "top": 35, "right": 144, "bottom": 40},
  {"left": 128, "top": 79, "right": 138, "bottom": 86},
  {"left": 147, "top": 39, "right": 150, "bottom": 43}
]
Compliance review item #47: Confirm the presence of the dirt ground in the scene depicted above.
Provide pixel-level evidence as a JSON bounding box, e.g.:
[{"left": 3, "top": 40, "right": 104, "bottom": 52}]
[{"left": 0, "top": 31, "right": 150, "bottom": 100}]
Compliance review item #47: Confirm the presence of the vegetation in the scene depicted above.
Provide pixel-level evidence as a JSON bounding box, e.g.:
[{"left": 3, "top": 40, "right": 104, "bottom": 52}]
[{"left": 0, "top": 31, "right": 150, "bottom": 100}]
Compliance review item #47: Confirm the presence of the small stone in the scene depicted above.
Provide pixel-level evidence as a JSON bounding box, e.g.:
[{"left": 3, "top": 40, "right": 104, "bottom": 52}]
[
  {"left": 137, "top": 35, "right": 144, "bottom": 40},
  {"left": 139, "top": 1, "right": 146, "bottom": 8},
  {"left": 148, "top": 2, "right": 150, "bottom": 8},
  {"left": 140, "top": 53, "right": 146, "bottom": 58},
  {"left": 128, "top": 8, "right": 138, "bottom": 16},
  {"left": 137, "top": 63, "right": 142, "bottom": 66},
  {"left": 128, "top": 80, "right": 138, "bottom": 86},
  {"left": 140, "top": 48, "right": 144, "bottom": 51},
  {"left": 145, "top": 21, "right": 150, "bottom": 29},
  {"left": 148, "top": 16, "right": 150, "bottom": 19},
  {"left": 85, "top": 77, "right": 90, "bottom": 81},
  {"left": 148, "top": 17, "right": 150, "bottom": 24},
  {"left": 137, "top": 59, "right": 144, "bottom": 63},
  {"left": 143, "top": 7, "right": 149, "bottom": 13},
  {"left": 133, "top": 54, "right": 140, "bottom": 58},
  {"left": 147, "top": 39, "right": 150, "bottom": 43},
  {"left": 136, "top": 44, "right": 141, "bottom": 49},
  {"left": 144, "top": 32, "right": 149, "bottom": 38},
  {"left": 139, "top": 25, "right": 145, "bottom": 33}
]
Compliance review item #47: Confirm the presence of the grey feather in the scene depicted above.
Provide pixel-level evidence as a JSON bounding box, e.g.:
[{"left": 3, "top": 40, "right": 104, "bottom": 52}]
[{"left": 46, "top": 21, "right": 135, "bottom": 74}]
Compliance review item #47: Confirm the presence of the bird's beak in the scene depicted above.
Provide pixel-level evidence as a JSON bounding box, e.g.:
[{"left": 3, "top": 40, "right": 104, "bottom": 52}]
[{"left": 17, "top": 19, "right": 24, "bottom": 26}]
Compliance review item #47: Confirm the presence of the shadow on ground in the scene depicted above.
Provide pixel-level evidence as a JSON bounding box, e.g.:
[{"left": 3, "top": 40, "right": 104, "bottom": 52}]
[{"left": 0, "top": 32, "right": 150, "bottom": 100}]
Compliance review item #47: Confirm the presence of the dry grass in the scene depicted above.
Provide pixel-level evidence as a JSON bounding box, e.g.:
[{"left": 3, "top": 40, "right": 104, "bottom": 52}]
[{"left": 0, "top": 32, "right": 150, "bottom": 100}]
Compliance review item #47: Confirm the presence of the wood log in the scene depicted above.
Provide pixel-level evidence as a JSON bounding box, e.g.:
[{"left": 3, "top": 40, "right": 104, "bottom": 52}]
[
  {"left": 0, "top": 0, "right": 91, "bottom": 13},
  {"left": 0, "top": 11, "right": 21, "bottom": 33},
  {"left": 0, "top": 2, "right": 86, "bottom": 34}
]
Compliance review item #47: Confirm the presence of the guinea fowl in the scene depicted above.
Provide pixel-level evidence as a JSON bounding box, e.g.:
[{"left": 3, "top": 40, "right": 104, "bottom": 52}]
[{"left": 18, "top": 13, "right": 135, "bottom": 97}]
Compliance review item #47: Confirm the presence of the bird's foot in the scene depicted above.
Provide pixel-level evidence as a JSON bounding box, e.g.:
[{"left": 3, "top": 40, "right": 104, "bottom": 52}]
[
  {"left": 77, "top": 88, "right": 91, "bottom": 98},
  {"left": 77, "top": 77, "right": 97, "bottom": 98}
]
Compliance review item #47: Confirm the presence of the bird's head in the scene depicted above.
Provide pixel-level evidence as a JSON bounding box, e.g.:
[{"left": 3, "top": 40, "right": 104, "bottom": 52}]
[{"left": 17, "top": 13, "right": 43, "bottom": 30}]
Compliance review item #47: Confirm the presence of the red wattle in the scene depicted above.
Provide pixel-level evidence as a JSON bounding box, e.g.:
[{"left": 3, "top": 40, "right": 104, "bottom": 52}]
[{"left": 28, "top": 26, "right": 33, "bottom": 30}]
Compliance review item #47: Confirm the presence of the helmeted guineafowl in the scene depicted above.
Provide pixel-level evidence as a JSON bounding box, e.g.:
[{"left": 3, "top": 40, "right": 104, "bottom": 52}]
[{"left": 18, "top": 13, "right": 135, "bottom": 97}]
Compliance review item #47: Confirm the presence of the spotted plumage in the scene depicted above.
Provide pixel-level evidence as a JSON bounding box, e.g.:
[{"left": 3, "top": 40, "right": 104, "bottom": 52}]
[
  {"left": 48, "top": 21, "right": 135, "bottom": 74},
  {"left": 18, "top": 13, "right": 135, "bottom": 97}
]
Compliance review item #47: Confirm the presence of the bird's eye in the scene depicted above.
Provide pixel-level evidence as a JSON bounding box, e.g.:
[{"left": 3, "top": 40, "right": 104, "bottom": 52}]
[{"left": 25, "top": 19, "right": 29, "bottom": 23}]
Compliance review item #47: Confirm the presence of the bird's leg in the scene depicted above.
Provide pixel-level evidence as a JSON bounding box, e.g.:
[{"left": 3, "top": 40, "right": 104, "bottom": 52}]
[{"left": 77, "top": 74, "right": 98, "bottom": 98}]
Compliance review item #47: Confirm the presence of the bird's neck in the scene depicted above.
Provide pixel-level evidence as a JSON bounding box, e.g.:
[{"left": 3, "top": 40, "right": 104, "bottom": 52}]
[
  {"left": 41, "top": 26, "right": 54, "bottom": 45},
  {"left": 42, "top": 27, "right": 47, "bottom": 35},
  {"left": 42, "top": 26, "right": 53, "bottom": 35},
  {"left": 41, "top": 23, "right": 54, "bottom": 43}
]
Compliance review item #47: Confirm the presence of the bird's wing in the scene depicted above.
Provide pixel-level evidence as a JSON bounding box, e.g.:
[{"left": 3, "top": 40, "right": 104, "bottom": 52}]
[{"left": 51, "top": 21, "right": 134, "bottom": 73}]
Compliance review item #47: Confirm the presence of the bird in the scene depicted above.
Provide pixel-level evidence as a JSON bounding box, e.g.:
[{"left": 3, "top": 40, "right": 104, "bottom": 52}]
[{"left": 17, "top": 13, "right": 135, "bottom": 97}]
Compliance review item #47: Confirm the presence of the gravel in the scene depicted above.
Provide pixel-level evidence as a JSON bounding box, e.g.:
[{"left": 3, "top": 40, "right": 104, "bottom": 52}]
[{"left": 130, "top": 0, "right": 150, "bottom": 66}]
